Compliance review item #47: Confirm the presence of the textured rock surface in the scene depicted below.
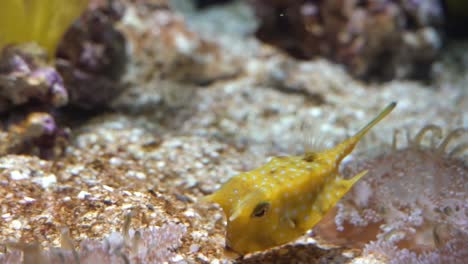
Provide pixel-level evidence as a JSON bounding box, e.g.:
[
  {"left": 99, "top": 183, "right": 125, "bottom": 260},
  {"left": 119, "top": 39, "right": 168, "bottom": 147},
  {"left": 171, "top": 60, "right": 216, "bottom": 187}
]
[
  {"left": 0, "top": 44, "right": 69, "bottom": 159},
  {"left": 57, "top": 0, "right": 127, "bottom": 110},
  {"left": 250, "top": 0, "right": 444, "bottom": 80}
]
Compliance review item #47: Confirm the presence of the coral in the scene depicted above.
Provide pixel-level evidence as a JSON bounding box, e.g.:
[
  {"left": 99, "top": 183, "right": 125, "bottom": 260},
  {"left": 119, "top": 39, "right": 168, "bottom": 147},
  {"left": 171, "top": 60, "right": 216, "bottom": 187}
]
[
  {"left": 0, "top": 0, "right": 89, "bottom": 58},
  {"left": 0, "top": 112, "right": 68, "bottom": 158},
  {"left": 0, "top": 222, "right": 187, "bottom": 264},
  {"left": 314, "top": 125, "right": 467, "bottom": 261},
  {"left": 0, "top": 0, "right": 127, "bottom": 157},
  {"left": 56, "top": 0, "right": 127, "bottom": 110},
  {"left": 0, "top": 0, "right": 127, "bottom": 111},
  {"left": 250, "top": 0, "right": 444, "bottom": 80},
  {"left": 0, "top": 0, "right": 90, "bottom": 158},
  {"left": 0, "top": 44, "right": 69, "bottom": 158},
  {"left": 0, "top": 44, "right": 67, "bottom": 112}
]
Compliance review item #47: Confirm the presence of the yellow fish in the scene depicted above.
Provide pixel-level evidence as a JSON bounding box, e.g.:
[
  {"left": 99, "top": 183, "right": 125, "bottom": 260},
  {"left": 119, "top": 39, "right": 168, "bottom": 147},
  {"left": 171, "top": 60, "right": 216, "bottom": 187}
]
[{"left": 204, "top": 102, "right": 396, "bottom": 254}]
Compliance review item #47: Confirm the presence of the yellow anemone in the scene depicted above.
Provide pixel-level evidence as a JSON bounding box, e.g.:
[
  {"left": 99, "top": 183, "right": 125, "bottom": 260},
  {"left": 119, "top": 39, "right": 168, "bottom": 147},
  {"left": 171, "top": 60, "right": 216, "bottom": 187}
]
[{"left": 0, "top": 0, "right": 89, "bottom": 58}]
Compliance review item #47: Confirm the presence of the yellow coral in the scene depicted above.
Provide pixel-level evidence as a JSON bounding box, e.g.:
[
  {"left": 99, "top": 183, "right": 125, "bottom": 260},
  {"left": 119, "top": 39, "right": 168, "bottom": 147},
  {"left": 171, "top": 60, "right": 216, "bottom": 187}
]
[{"left": 0, "top": 0, "right": 89, "bottom": 58}]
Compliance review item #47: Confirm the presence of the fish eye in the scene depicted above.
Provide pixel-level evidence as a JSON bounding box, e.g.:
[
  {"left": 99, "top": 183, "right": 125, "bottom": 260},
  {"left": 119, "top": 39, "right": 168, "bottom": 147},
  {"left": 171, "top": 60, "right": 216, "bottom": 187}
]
[
  {"left": 251, "top": 202, "right": 271, "bottom": 218},
  {"left": 303, "top": 152, "right": 316, "bottom": 162}
]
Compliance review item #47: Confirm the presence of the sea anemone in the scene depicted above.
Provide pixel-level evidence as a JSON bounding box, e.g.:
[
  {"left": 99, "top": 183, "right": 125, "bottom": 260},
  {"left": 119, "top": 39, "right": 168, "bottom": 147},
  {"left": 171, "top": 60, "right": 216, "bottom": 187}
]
[
  {"left": 314, "top": 125, "right": 467, "bottom": 262},
  {"left": 0, "top": 0, "right": 89, "bottom": 58},
  {"left": 0, "top": 213, "right": 187, "bottom": 264}
]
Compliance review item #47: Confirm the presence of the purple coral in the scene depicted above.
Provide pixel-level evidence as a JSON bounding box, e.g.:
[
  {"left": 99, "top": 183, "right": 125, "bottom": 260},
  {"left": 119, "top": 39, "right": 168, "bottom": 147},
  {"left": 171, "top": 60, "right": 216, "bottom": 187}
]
[
  {"left": 2, "top": 112, "right": 68, "bottom": 159},
  {"left": 0, "top": 44, "right": 68, "bottom": 111},
  {"left": 0, "top": 44, "right": 70, "bottom": 159},
  {"left": 28, "top": 67, "right": 68, "bottom": 107}
]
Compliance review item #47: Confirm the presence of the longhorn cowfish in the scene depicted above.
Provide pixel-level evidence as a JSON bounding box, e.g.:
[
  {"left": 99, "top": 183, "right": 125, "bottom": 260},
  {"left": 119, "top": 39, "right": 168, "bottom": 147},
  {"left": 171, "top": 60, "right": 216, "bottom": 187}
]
[{"left": 203, "top": 102, "right": 397, "bottom": 254}]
